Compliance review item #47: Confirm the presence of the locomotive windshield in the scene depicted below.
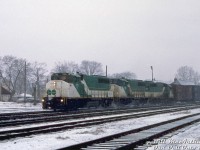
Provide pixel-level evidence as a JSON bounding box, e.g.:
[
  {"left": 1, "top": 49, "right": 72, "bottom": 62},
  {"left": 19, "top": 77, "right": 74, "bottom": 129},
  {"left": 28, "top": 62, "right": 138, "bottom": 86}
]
[{"left": 51, "top": 73, "right": 80, "bottom": 83}]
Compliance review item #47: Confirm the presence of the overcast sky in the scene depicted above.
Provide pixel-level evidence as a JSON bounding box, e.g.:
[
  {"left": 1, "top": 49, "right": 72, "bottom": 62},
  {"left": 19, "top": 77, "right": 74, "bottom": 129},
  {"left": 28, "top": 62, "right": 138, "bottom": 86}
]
[{"left": 0, "top": 0, "right": 200, "bottom": 81}]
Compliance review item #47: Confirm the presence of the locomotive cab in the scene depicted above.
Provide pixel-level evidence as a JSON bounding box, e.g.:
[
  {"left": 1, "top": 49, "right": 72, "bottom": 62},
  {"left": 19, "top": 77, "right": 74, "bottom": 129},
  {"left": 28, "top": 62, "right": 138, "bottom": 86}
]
[{"left": 42, "top": 80, "right": 80, "bottom": 110}]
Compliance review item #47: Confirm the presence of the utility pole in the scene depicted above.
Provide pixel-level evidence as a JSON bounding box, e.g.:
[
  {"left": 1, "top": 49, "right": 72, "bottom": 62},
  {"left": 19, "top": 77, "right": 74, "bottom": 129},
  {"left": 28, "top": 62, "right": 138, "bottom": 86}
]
[
  {"left": 24, "top": 61, "right": 26, "bottom": 103},
  {"left": 0, "top": 71, "right": 2, "bottom": 101},
  {"left": 106, "top": 65, "right": 107, "bottom": 77},
  {"left": 33, "top": 83, "right": 36, "bottom": 105},
  {"left": 151, "top": 66, "right": 154, "bottom": 81},
  {"left": 36, "top": 69, "right": 40, "bottom": 101}
]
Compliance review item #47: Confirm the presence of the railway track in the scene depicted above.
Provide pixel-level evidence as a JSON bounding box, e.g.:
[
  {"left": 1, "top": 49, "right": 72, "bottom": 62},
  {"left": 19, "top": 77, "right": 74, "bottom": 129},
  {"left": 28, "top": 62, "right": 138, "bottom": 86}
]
[
  {"left": 59, "top": 113, "right": 200, "bottom": 150},
  {"left": 0, "top": 106, "right": 157, "bottom": 121},
  {"left": 0, "top": 104, "right": 199, "bottom": 127},
  {"left": 0, "top": 110, "right": 60, "bottom": 120},
  {"left": 0, "top": 106, "right": 198, "bottom": 141},
  {"left": 0, "top": 103, "right": 197, "bottom": 121}
]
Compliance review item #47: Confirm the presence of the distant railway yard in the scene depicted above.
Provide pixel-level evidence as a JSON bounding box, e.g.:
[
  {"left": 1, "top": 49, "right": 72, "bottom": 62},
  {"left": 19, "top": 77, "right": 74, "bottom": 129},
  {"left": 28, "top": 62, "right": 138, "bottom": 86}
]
[
  {"left": 1, "top": 0, "right": 200, "bottom": 149},
  {"left": 0, "top": 102, "right": 200, "bottom": 150},
  {"left": 1, "top": 61, "right": 200, "bottom": 150}
]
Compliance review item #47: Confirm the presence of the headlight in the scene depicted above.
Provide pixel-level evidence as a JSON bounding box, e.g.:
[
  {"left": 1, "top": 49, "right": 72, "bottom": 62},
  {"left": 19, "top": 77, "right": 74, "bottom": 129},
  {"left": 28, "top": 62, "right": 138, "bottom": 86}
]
[
  {"left": 42, "top": 99, "right": 45, "bottom": 102},
  {"left": 61, "top": 99, "right": 64, "bottom": 103}
]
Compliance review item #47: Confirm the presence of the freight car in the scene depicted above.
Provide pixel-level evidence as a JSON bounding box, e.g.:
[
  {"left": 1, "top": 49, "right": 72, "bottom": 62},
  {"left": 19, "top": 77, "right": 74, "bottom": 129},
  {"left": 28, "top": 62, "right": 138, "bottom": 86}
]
[
  {"left": 42, "top": 73, "right": 175, "bottom": 111},
  {"left": 171, "top": 84, "right": 193, "bottom": 101},
  {"left": 171, "top": 78, "right": 200, "bottom": 102},
  {"left": 192, "top": 86, "right": 200, "bottom": 101}
]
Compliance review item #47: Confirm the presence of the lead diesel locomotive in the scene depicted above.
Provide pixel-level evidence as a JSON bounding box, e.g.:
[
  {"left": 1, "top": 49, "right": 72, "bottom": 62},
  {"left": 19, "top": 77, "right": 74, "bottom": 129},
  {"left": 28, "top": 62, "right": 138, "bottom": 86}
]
[{"left": 42, "top": 73, "right": 177, "bottom": 110}]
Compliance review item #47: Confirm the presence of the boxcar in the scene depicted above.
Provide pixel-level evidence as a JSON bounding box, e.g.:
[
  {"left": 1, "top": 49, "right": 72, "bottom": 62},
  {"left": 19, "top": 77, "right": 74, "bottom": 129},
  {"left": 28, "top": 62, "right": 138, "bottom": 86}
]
[
  {"left": 172, "top": 84, "right": 193, "bottom": 101},
  {"left": 192, "top": 85, "right": 200, "bottom": 101}
]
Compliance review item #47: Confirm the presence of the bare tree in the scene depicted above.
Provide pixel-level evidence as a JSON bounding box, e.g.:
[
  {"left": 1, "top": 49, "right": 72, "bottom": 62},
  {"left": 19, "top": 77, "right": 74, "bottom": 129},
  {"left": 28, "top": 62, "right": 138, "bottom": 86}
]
[
  {"left": 193, "top": 71, "right": 200, "bottom": 85},
  {"left": 0, "top": 55, "right": 49, "bottom": 101},
  {"left": 176, "top": 66, "right": 200, "bottom": 85},
  {"left": 51, "top": 61, "right": 79, "bottom": 74},
  {"left": 0, "top": 55, "right": 26, "bottom": 100},
  {"left": 111, "top": 71, "right": 137, "bottom": 79},
  {"left": 79, "top": 60, "right": 104, "bottom": 75},
  {"left": 15, "top": 61, "right": 32, "bottom": 95},
  {"left": 29, "top": 62, "right": 48, "bottom": 100}
]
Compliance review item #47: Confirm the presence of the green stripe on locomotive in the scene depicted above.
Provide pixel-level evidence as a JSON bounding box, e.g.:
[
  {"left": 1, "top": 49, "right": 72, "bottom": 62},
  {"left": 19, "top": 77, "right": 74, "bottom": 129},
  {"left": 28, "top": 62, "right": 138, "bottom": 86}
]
[
  {"left": 74, "top": 81, "right": 88, "bottom": 97},
  {"left": 110, "top": 78, "right": 130, "bottom": 96},
  {"left": 162, "top": 83, "right": 172, "bottom": 98},
  {"left": 145, "top": 81, "right": 163, "bottom": 92},
  {"left": 51, "top": 73, "right": 88, "bottom": 97},
  {"left": 82, "top": 75, "right": 110, "bottom": 91},
  {"left": 128, "top": 80, "right": 146, "bottom": 92}
]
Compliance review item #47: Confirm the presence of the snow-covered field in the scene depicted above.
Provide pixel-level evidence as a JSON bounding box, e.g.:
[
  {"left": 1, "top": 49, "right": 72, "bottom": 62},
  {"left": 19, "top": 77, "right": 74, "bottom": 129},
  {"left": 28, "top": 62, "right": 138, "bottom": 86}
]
[
  {"left": 0, "top": 102, "right": 43, "bottom": 113},
  {"left": 0, "top": 102, "right": 200, "bottom": 150}
]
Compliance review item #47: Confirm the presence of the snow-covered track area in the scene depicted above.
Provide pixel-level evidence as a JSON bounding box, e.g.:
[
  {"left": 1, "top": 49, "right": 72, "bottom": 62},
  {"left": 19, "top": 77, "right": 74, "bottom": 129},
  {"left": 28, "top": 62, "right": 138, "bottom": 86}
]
[
  {"left": 0, "top": 104, "right": 199, "bottom": 128},
  {"left": 0, "top": 106, "right": 197, "bottom": 141},
  {"left": 0, "top": 105, "right": 191, "bottom": 127},
  {"left": 62, "top": 113, "right": 200, "bottom": 150},
  {"left": 1, "top": 102, "right": 200, "bottom": 150},
  {"left": 0, "top": 111, "right": 63, "bottom": 121}
]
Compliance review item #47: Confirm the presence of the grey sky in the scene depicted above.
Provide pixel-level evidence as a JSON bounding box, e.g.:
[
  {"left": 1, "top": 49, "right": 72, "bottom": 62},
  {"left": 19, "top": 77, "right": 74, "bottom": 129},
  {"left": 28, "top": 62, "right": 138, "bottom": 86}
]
[{"left": 0, "top": 0, "right": 200, "bottom": 81}]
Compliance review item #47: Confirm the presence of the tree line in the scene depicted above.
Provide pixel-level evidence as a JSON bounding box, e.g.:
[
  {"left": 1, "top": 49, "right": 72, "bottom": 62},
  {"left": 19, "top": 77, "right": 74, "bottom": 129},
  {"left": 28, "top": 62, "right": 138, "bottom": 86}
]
[
  {"left": 175, "top": 66, "right": 200, "bottom": 85},
  {"left": 0, "top": 55, "right": 47, "bottom": 101},
  {"left": 0, "top": 55, "right": 199, "bottom": 101},
  {"left": 52, "top": 60, "right": 137, "bottom": 79},
  {"left": 0, "top": 55, "right": 136, "bottom": 101}
]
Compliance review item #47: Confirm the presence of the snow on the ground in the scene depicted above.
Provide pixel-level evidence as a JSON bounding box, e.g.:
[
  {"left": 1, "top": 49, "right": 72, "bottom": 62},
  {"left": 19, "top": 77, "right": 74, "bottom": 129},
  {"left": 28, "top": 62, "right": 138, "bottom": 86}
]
[
  {"left": 0, "top": 102, "right": 200, "bottom": 150},
  {"left": 0, "top": 110, "right": 153, "bottom": 132},
  {"left": 146, "top": 122, "right": 200, "bottom": 150},
  {"left": 0, "top": 102, "right": 43, "bottom": 113}
]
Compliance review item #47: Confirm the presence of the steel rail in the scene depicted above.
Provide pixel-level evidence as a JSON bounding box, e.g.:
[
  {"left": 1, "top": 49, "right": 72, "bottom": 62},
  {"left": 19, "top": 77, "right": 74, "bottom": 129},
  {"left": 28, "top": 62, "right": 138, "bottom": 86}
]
[{"left": 0, "top": 107, "right": 198, "bottom": 141}]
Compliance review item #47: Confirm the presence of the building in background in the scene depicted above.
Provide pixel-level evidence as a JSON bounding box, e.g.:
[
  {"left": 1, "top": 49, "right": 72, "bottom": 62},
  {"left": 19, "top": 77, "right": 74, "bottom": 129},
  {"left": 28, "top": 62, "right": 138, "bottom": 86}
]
[{"left": 0, "top": 86, "right": 11, "bottom": 101}]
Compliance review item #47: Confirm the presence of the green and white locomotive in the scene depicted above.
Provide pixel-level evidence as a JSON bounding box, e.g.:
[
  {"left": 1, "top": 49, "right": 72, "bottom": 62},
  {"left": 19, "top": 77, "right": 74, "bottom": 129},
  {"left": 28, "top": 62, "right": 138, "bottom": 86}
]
[{"left": 42, "top": 73, "right": 174, "bottom": 110}]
